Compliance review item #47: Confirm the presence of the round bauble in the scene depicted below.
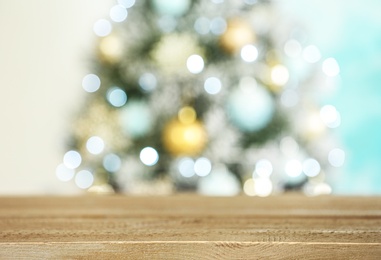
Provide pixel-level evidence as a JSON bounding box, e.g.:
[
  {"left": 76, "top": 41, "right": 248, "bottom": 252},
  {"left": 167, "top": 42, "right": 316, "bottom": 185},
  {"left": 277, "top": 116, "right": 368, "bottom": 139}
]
[
  {"left": 227, "top": 84, "right": 275, "bottom": 132},
  {"left": 197, "top": 165, "right": 241, "bottom": 196},
  {"left": 220, "top": 19, "right": 255, "bottom": 54},
  {"left": 162, "top": 119, "right": 207, "bottom": 156},
  {"left": 151, "top": 0, "right": 191, "bottom": 17},
  {"left": 120, "top": 100, "right": 152, "bottom": 138}
]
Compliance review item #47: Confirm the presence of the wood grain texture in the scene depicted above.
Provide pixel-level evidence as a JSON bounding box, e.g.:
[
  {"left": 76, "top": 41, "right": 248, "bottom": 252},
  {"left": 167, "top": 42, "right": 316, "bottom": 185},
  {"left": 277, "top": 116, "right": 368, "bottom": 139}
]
[{"left": 0, "top": 195, "right": 380, "bottom": 259}]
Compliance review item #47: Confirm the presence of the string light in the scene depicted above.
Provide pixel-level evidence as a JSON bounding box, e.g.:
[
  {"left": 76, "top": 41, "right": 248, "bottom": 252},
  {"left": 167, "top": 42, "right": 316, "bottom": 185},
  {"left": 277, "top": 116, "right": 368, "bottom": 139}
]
[
  {"left": 110, "top": 5, "right": 128, "bottom": 23},
  {"left": 194, "top": 157, "right": 212, "bottom": 177},
  {"left": 271, "top": 65, "right": 289, "bottom": 86},
  {"left": 187, "top": 55, "right": 204, "bottom": 74},
  {"left": 63, "top": 151, "right": 82, "bottom": 170},
  {"left": 56, "top": 164, "right": 75, "bottom": 182},
  {"left": 117, "top": 0, "right": 136, "bottom": 8},
  {"left": 93, "top": 19, "right": 112, "bottom": 37},
  {"left": 140, "top": 147, "right": 159, "bottom": 166},
  {"left": 103, "top": 153, "right": 122, "bottom": 172},
  {"left": 241, "top": 44, "right": 258, "bottom": 62},
  {"left": 75, "top": 170, "right": 94, "bottom": 189},
  {"left": 82, "top": 74, "right": 101, "bottom": 93},
  {"left": 204, "top": 77, "right": 222, "bottom": 95},
  {"left": 86, "top": 136, "right": 105, "bottom": 155},
  {"left": 328, "top": 148, "right": 345, "bottom": 167},
  {"left": 178, "top": 157, "right": 195, "bottom": 178},
  {"left": 107, "top": 87, "right": 127, "bottom": 107},
  {"left": 255, "top": 159, "right": 273, "bottom": 178}
]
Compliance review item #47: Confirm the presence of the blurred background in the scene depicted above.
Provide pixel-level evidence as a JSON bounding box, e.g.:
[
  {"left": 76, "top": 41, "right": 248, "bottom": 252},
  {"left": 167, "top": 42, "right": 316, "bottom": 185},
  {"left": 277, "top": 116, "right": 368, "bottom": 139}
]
[{"left": 0, "top": 0, "right": 380, "bottom": 195}]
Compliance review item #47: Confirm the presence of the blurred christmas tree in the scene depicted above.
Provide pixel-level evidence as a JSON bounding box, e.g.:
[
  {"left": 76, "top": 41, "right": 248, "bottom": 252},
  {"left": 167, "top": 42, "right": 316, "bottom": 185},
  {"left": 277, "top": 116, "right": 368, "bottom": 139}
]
[{"left": 57, "top": 0, "right": 344, "bottom": 196}]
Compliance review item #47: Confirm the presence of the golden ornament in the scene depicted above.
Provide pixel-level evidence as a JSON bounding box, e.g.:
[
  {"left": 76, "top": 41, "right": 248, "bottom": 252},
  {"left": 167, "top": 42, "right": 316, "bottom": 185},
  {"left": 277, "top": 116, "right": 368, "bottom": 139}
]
[
  {"left": 162, "top": 107, "right": 207, "bottom": 156},
  {"left": 98, "top": 34, "right": 123, "bottom": 63},
  {"left": 220, "top": 19, "right": 255, "bottom": 54}
]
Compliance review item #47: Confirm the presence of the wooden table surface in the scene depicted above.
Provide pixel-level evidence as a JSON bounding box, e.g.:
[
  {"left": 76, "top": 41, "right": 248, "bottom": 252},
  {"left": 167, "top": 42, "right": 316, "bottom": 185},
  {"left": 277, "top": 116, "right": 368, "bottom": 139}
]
[{"left": 0, "top": 195, "right": 380, "bottom": 259}]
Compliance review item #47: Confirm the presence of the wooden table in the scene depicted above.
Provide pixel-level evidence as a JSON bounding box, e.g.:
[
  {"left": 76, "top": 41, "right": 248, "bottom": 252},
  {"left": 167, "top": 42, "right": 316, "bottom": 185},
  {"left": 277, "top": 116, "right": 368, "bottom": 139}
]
[{"left": 0, "top": 195, "right": 380, "bottom": 259}]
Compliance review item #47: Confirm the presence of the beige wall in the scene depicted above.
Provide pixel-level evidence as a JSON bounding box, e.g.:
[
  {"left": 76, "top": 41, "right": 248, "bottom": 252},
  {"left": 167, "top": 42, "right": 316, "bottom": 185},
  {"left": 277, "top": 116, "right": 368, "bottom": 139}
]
[{"left": 0, "top": 0, "right": 112, "bottom": 194}]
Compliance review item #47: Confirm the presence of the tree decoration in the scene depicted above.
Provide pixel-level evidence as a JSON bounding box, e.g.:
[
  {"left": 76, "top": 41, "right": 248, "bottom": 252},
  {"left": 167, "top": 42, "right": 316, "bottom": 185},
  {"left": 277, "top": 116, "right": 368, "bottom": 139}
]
[
  {"left": 58, "top": 0, "right": 343, "bottom": 196},
  {"left": 162, "top": 107, "right": 207, "bottom": 156},
  {"left": 151, "top": 0, "right": 192, "bottom": 17}
]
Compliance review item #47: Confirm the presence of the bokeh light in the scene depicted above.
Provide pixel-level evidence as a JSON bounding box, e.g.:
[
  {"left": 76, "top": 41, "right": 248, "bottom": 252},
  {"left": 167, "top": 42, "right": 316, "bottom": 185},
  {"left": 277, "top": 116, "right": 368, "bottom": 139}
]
[
  {"left": 140, "top": 147, "right": 159, "bottom": 166},
  {"left": 255, "top": 159, "right": 273, "bottom": 178},
  {"left": 86, "top": 136, "right": 105, "bottom": 155},
  {"left": 63, "top": 150, "right": 82, "bottom": 169},
  {"left": 328, "top": 148, "right": 345, "bottom": 167},
  {"left": 117, "top": 0, "right": 135, "bottom": 8},
  {"left": 254, "top": 177, "right": 273, "bottom": 197},
  {"left": 285, "top": 159, "right": 303, "bottom": 177},
  {"left": 243, "top": 178, "right": 256, "bottom": 196},
  {"left": 93, "top": 19, "right": 112, "bottom": 37},
  {"left": 302, "top": 158, "right": 321, "bottom": 177},
  {"left": 75, "top": 170, "right": 94, "bottom": 189},
  {"left": 320, "top": 105, "right": 341, "bottom": 128},
  {"left": 82, "top": 74, "right": 101, "bottom": 93},
  {"left": 210, "top": 17, "right": 227, "bottom": 35},
  {"left": 178, "top": 157, "right": 195, "bottom": 178},
  {"left": 139, "top": 73, "right": 157, "bottom": 92},
  {"left": 271, "top": 65, "right": 289, "bottom": 86},
  {"left": 187, "top": 55, "right": 204, "bottom": 74},
  {"left": 110, "top": 5, "right": 128, "bottom": 23},
  {"left": 240, "top": 44, "right": 258, "bottom": 62},
  {"left": 204, "top": 77, "right": 222, "bottom": 95},
  {"left": 56, "top": 164, "right": 75, "bottom": 182},
  {"left": 194, "top": 157, "right": 212, "bottom": 176},
  {"left": 107, "top": 87, "right": 127, "bottom": 107},
  {"left": 103, "top": 153, "right": 122, "bottom": 172}
]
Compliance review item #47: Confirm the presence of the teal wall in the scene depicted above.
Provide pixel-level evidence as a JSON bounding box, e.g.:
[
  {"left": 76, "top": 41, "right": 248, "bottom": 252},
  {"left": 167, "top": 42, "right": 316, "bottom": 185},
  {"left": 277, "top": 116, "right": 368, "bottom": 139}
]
[
  {"left": 281, "top": 1, "right": 381, "bottom": 194},
  {"left": 333, "top": 3, "right": 381, "bottom": 194}
]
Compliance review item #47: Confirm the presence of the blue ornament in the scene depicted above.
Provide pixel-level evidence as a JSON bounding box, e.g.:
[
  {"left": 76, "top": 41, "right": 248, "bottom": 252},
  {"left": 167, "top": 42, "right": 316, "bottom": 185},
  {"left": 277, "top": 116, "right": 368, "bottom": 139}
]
[
  {"left": 227, "top": 84, "right": 274, "bottom": 132},
  {"left": 120, "top": 100, "right": 152, "bottom": 138},
  {"left": 197, "top": 165, "right": 241, "bottom": 196},
  {"left": 151, "top": 0, "right": 191, "bottom": 17}
]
